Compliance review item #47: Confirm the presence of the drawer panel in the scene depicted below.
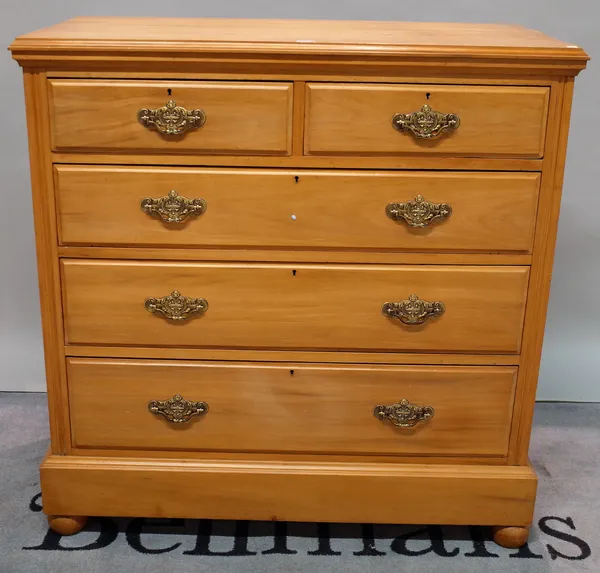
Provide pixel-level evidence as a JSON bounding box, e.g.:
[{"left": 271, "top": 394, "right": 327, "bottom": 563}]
[
  {"left": 61, "top": 261, "right": 529, "bottom": 353},
  {"left": 67, "top": 358, "right": 516, "bottom": 456},
  {"left": 48, "top": 80, "right": 293, "bottom": 155},
  {"left": 305, "top": 83, "right": 549, "bottom": 157},
  {"left": 56, "top": 166, "right": 540, "bottom": 253}
]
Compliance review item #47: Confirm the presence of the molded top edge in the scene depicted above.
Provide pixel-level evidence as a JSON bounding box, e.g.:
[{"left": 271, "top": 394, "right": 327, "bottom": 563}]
[{"left": 9, "top": 17, "right": 589, "bottom": 72}]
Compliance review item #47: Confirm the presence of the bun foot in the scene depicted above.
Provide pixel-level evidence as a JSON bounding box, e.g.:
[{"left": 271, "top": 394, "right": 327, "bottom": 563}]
[
  {"left": 492, "top": 525, "right": 530, "bottom": 548},
  {"left": 47, "top": 515, "right": 88, "bottom": 535}
]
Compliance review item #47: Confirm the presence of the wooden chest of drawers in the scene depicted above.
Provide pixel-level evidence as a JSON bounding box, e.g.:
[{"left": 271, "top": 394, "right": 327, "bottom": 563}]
[{"left": 10, "top": 17, "right": 588, "bottom": 547}]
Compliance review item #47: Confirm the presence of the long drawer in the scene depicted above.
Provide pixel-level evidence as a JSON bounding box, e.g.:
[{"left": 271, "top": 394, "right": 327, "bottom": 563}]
[
  {"left": 305, "top": 83, "right": 550, "bottom": 157},
  {"left": 61, "top": 261, "right": 529, "bottom": 352},
  {"left": 67, "top": 358, "right": 517, "bottom": 456},
  {"left": 55, "top": 166, "right": 540, "bottom": 253},
  {"left": 48, "top": 80, "right": 293, "bottom": 154}
]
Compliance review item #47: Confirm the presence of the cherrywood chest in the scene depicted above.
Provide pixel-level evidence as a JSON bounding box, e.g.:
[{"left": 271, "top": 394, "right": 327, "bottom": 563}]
[{"left": 10, "top": 17, "right": 588, "bottom": 547}]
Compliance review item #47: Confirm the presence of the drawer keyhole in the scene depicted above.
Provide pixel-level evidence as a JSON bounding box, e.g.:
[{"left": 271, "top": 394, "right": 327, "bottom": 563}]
[
  {"left": 426, "top": 92, "right": 431, "bottom": 100},
  {"left": 292, "top": 269, "right": 297, "bottom": 277},
  {"left": 167, "top": 88, "right": 172, "bottom": 96}
]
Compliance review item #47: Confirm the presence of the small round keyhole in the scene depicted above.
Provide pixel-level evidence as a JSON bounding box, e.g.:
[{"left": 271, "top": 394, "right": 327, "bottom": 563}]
[
  {"left": 426, "top": 92, "right": 431, "bottom": 100},
  {"left": 290, "top": 369, "right": 295, "bottom": 376},
  {"left": 292, "top": 269, "right": 297, "bottom": 277},
  {"left": 294, "top": 176, "right": 300, "bottom": 183},
  {"left": 167, "top": 88, "right": 172, "bottom": 96}
]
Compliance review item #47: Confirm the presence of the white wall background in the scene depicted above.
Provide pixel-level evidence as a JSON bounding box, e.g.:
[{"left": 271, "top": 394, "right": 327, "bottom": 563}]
[{"left": 0, "top": 0, "right": 598, "bottom": 400}]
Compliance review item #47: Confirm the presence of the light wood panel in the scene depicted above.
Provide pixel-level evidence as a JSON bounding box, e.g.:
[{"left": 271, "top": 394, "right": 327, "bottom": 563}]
[
  {"left": 10, "top": 20, "right": 588, "bottom": 78},
  {"left": 11, "top": 18, "right": 588, "bottom": 78},
  {"left": 291, "top": 80, "right": 306, "bottom": 155},
  {"left": 68, "top": 358, "right": 516, "bottom": 456},
  {"left": 22, "top": 72, "right": 71, "bottom": 454},
  {"left": 55, "top": 166, "right": 540, "bottom": 252},
  {"left": 511, "top": 79, "right": 576, "bottom": 464},
  {"left": 61, "top": 261, "right": 530, "bottom": 353},
  {"left": 64, "top": 346, "right": 521, "bottom": 365},
  {"left": 306, "top": 84, "right": 549, "bottom": 157},
  {"left": 16, "top": 58, "right": 589, "bottom": 79},
  {"left": 12, "top": 18, "right": 579, "bottom": 49},
  {"left": 69, "top": 447, "right": 509, "bottom": 465},
  {"left": 42, "top": 70, "right": 560, "bottom": 85},
  {"left": 52, "top": 152, "right": 544, "bottom": 171},
  {"left": 48, "top": 80, "right": 293, "bottom": 154},
  {"left": 57, "top": 246, "right": 533, "bottom": 265},
  {"left": 40, "top": 453, "right": 538, "bottom": 526}
]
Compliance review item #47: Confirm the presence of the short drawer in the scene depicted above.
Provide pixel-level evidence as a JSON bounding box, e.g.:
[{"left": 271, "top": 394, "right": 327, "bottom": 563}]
[
  {"left": 48, "top": 80, "right": 293, "bottom": 155},
  {"left": 56, "top": 166, "right": 540, "bottom": 253},
  {"left": 67, "top": 358, "right": 517, "bottom": 456},
  {"left": 61, "top": 261, "right": 529, "bottom": 353},
  {"left": 305, "top": 83, "right": 549, "bottom": 157}
]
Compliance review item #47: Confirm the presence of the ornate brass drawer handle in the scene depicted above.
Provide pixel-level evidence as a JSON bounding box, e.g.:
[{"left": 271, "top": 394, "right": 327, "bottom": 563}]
[
  {"left": 145, "top": 290, "right": 208, "bottom": 321},
  {"left": 148, "top": 394, "right": 208, "bottom": 423},
  {"left": 392, "top": 104, "right": 460, "bottom": 139},
  {"left": 386, "top": 195, "right": 452, "bottom": 228},
  {"left": 141, "top": 190, "right": 207, "bottom": 223},
  {"left": 374, "top": 399, "right": 434, "bottom": 428},
  {"left": 137, "top": 100, "right": 207, "bottom": 135},
  {"left": 382, "top": 294, "right": 445, "bottom": 325}
]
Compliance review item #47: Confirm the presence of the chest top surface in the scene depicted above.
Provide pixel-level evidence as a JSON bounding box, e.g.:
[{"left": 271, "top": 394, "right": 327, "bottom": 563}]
[{"left": 9, "top": 17, "right": 588, "bottom": 75}]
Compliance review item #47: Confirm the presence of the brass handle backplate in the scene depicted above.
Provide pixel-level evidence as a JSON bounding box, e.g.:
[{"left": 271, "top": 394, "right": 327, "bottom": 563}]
[
  {"left": 374, "top": 399, "right": 434, "bottom": 428},
  {"left": 392, "top": 104, "right": 460, "bottom": 139},
  {"left": 148, "top": 394, "right": 208, "bottom": 423},
  {"left": 141, "top": 190, "right": 207, "bottom": 223},
  {"left": 386, "top": 195, "right": 452, "bottom": 228},
  {"left": 145, "top": 290, "right": 208, "bottom": 321},
  {"left": 137, "top": 100, "right": 206, "bottom": 135},
  {"left": 382, "top": 294, "right": 445, "bottom": 325}
]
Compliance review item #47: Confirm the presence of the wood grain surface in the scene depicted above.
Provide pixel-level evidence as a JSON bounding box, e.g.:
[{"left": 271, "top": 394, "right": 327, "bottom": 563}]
[
  {"left": 10, "top": 19, "right": 588, "bottom": 78},
  {"left": 22, "top": 72, "right": 72, "bottom": 454},
  {"left": 52, "top": 151, "right": 544, "bottom": 171},
  {"left": 64, "top": 345, "right": 522, "bottom": 366},
  {"left": 61, "top": 260, "right": 530, "bottom": 353},
  {"left": 55, "top": 166, "right": 540, "bottom": 252},
  {"left": 57, "top": 246, "right": 533, "bottom": 266},
  {"left": 67, "top": 358, "right": 517, "bottom": 456},
  {"left": 40, "top": 453, "right": 538, "bottom": 526},
  {"left": 306, "top": 84, "right": 549, "bottom": 157},
  {"left": 48, "top": 80, "right": 293, "bottom": 154},
  {"left": 510, "top": 79, "right": 578, "bottom": 464},
  {"left": 13, "top": 18, "right": 578, "bottom": 49}
]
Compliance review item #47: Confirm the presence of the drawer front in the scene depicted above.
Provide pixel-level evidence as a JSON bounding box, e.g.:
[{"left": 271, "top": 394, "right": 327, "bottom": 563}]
[
  {"left": 62, "top": 261, "right": 529, "bottom": 353},
  {"left": 48, "top": 80, "right": 293, "bottom": 155},
  {"left": 68, "top": 358, "right": 516, "bottom": 456},
  {"left": 56, "top": 166, "right": 540, "bottom": 253},
  {"left": 305, "top": 83, "right": 549, "bottom": 157}
]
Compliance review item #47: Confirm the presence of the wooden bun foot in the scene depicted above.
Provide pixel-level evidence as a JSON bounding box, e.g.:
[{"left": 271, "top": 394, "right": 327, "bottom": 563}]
[
  {"left": 47, "top": 515, "right": 88, "bottom": 535},
  {"left": 492, "top": 525, "right": 530, "bottom": 548}
]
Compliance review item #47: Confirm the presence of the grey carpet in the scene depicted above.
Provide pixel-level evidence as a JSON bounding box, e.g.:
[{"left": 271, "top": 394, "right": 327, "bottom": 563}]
[{"left": 0, "top": 392, "right": 597, "bottom": 572}]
